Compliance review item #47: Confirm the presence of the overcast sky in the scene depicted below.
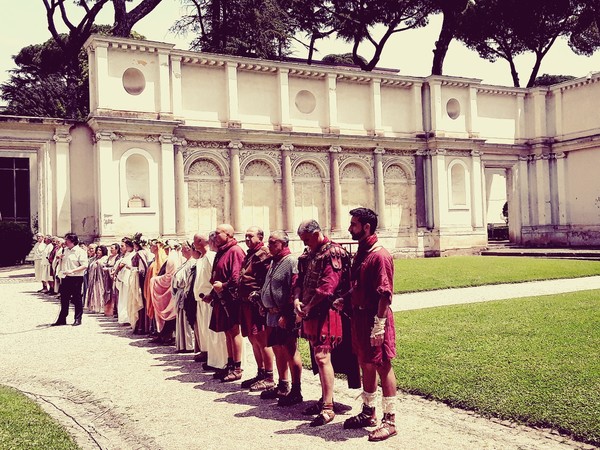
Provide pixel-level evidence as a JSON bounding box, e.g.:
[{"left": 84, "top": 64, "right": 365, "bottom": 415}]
[{"left": 2, "top": 0, "right": 600, "bottom": 89}]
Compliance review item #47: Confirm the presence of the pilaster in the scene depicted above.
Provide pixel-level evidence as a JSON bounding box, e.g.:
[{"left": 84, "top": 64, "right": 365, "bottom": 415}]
[
  {"left": 470, "top": 150, "right": 484, "bottom": 228},
  {"left": 229, "top": 141, "right": 243, "bottom": 231},
  {"left": 515, "top": 93, "right": 526, "bottom": 141},
  {"left": 95, "top": 131, "right": 118, "bottom": 238},
  {"left": 517, "top": 156, "right": 531, "bottom": 232},
  {"left": 158, "top": 50, "right": 172, "bottom": 116},
  {"left": 467, "top": 86, "right": 479, "bottom": 138},
  {"left": 278, "top": 69, "right": 292, "bottom": 132},
  {"left": 53, "top": 129, "right": 72, "bottom": 235},
  {"left": 174, "top": 139, "right": 187, "bottom": 236},
  {"left": 281, "top": 143, "right": 294, "bottom": 232},
  {"left": 325, "top": 74, "right": 339, "bottom": 134},
  {"left": 171, "top": 56, "right": 183, "bottom": 118},
  {"left": 329, "top": 146, "right": 343, "bottom": 232},
  {"left": 553, "top": 152, "right": 568, "bottom": 225},
  {"left": 430, "top": 149, "right": 447, "bottom": 228},
  {"left": 534, "top": 153, "right": 551, "bottom": 225},
  {"left": 429, "top": 79, "right": 443, "bottom": 133},
  {"left": 369, "top": 79, "right": 384, "bottom": 136},
  {"left": 373, "top": 146, "right": 386, "bottom": 229},
  {"left": 159, "top": 134, "right": 177, "bottom": 236},
  {"left": 411, "top": 83, "right": 424, "bottom": 134},
  {"left": 225, "top": 62, "right": 241, "bottom": 128}
]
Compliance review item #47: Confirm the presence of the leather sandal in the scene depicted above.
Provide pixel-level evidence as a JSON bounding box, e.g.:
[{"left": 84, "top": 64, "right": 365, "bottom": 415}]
[
  {"left": 368, "top": 413, "right": 397, "bottom": 442},
  {"left": 221, "top": 368, "right": 243, "bottom": 382},
  {"left": 343, "top": 404, "right": 377, "bottom": 429},
  {"left": 277, "top": 391, "right": 303, "bottom": 407},
  {"left": 309, "top": 404, "right": 335, "bottom": 427},
  {"left": 302, "top": 398, "right": 324, "bottom": 415},
  {"left": 250, "top": 378, "right": 275, "bottom": 392},
  {"left": 241, "top": 371, "right": 264, "bottom": 389}
]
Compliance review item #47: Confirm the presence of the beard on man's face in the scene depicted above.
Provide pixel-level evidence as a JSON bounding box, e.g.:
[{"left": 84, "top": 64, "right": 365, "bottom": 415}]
[{"left": 350, "top": 228, "right": 366, "bottom": 241}]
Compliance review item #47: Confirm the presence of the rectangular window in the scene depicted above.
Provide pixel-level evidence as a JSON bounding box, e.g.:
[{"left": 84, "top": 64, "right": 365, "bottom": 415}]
[{"left": 0, "top": 157, "right": 30, "bottom": 222}]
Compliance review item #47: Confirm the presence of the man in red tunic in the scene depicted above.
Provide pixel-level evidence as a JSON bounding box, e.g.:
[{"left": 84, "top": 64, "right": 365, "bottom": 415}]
[
  {"left": 337, "top": 207, "right": 397, "bottom": 441},
  {"left": 237, "top": 226, "right": 274, "bottom": 391},
  {"left": 208, "top": 223, "right": 246, "bottom": 381},
  {"left": 294, "top": 219, "right": 349, "bottom": 427}
]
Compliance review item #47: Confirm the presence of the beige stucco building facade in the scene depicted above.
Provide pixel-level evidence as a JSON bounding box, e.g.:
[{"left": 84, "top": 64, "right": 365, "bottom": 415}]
[{"left": 1, "top": 34, "right": 599, "bottom": 255}]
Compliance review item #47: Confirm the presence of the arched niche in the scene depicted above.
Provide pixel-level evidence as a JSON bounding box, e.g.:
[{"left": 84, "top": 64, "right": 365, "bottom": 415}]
[
  {"left": 448, "top": 159, "right": 471, "bottom": 209},
  {"left": 186, "top": 157, "right": 226, "bottom": 233},
  {"left": 340, "top": 160, "right": 374, "bottom": 219},
  {"left": 293, "top": 160, "right": 327, "bottom": 227},
  {"left": 119, "top": 148, "right": 158, "bottom": 214},
  {"left": 242, "top": 159, "right": 279, "bottom": 234},
  {"left": 384, "top": 163, "right": 414, "bottom": 230}
]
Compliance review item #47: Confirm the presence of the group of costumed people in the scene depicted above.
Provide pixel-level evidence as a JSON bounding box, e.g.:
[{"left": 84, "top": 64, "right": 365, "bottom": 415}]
[{"left": 33, "top": 207, "right": 398, "bottom": 442}]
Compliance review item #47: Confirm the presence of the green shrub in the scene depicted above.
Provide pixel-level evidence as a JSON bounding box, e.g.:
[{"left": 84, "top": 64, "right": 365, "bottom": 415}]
[{"left": 0, "top": 222, "right": 33, "bottom": 266}]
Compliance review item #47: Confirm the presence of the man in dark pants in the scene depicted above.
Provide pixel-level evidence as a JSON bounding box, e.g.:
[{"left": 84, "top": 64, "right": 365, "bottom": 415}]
[{"left": 51, "top": 233, "right": 88, "bottom": 326}]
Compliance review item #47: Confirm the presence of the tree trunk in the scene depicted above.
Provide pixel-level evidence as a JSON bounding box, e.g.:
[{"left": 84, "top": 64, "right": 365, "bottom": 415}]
[
  {"left": 111, "top": 0, "right": 164, "bottom": 37},
  {"left": 431, "top": 11, "right": 456, "bottom": 75},
  {"left": 507, "top": 57, "right": 520, "bottom": 88}
]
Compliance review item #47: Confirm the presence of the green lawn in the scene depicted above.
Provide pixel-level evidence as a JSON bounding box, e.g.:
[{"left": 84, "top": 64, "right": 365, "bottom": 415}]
[
  {"left": 394, "top": 290, "right": 600, "bottom": 446},
  {"left": 394, "top": 256, "right": 600, "bottom": 293},
  {"left": 0, "top": 386, "right": 78, "bottom": 450}
]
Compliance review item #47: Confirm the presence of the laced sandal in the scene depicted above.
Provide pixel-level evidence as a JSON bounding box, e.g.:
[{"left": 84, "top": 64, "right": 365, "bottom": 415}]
[
  {"left": 302, "top": 399, "right": 324, "bottom": 415},
  {"left": 250, "top": 378, "right": 275, "bottom": 392},
  {"left": 241, "top": 371, "right": 264, "bottom": 389},
  {"left": 221, "top": 368, "right": 243, "bottom": 382},
  {"left": 277, "top": 390, "right": 303, "bottom": 407},
  {"left": 309, "top": 404, "right": 335, "bottom": 427},
  {"left": 343, "top": 404, "right": 377, "bottom": 429},
  {"left": 260, "top": 382, "right": 289, "bottom": 399},
  {"left": 368, "top": 413, "right": 397, "bottom": 442}
]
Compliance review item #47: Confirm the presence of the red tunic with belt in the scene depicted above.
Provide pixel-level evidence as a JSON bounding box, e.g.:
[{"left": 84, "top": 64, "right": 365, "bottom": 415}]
[
  {"left": 350, "top": 234, "right": 396, "bottom": 365},
  {"left": 209, "top": 239, "right": 245, "bottom": 332},
  {"left": 296, "top": 237, "right": 348, "bottom": 347}
]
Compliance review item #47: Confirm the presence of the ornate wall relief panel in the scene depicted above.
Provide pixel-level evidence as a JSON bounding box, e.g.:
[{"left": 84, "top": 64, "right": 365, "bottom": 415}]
[
  {"left": 384, "top": 163, "right": 413, "bottom": 230},
  {"left": 186, "top": 158, "right": 225, "bottom": 233},
  {"left": 242, "top": 159, "right": 279, "bottom": 234},
  {"left": 293, "top": 160, "right": 326, "bottom": 227},
  {"left": 340, "top": 161, "right": 374, "bottom": 218}
]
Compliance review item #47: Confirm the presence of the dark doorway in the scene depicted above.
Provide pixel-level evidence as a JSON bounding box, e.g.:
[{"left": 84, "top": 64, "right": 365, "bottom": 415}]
[{"left": 0, "top": 157, "right": 30, "bottom": 224}]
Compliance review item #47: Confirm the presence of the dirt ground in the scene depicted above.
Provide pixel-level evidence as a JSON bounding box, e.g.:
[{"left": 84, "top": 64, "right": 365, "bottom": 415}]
[{"left": 0, "top": 278, "right": 595, "bottom": 450}]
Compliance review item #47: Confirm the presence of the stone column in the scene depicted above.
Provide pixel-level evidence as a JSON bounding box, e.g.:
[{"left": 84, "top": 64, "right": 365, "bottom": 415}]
[
  {"left": 229, "top": 141, "right": 243, "bottom": 231},
  {"left": 373, "top": 146, "right": 386, "bottom": 229},
  {"left": 174, "top": 139, "right": 187, "bottom": 237},
  {"left": 470, "top": 150, "right": 484, "bottom": 229},
  {"left": 281, "top": 143, "right": 294, "bottom": 232},
  {"left": 159, "top": 134, "right": 177, "bottom": 236},
  {"left": 95, "top": 131, "right": 118, "bottom": 238},
  {"left": 53, "top": 129, "right": 72, "bottom": 235},
  {"left": 329, "top": 146, "right": 343, "bottom": 232},
  {"left": 225, "top": 62, "right": 241, "bottom": 128}
]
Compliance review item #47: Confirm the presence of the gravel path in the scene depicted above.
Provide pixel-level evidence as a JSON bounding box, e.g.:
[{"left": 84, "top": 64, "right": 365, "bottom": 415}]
[{"left": 1, "top": 278, "right": 596, "bottom": 450}]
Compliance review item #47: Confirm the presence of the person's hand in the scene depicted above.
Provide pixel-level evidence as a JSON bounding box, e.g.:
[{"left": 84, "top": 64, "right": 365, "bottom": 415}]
[
  {"left": 213, "top": 281, "right": 223, "bottom": 294},
  {"left": 278, "top": 316, "right": 287, "bottom": 329},
  {"left": 370, "top": 316, "right": 386, "bottom": 347},
  {"left": 332, "top": 298, "right": 344, "bottom": 311}
]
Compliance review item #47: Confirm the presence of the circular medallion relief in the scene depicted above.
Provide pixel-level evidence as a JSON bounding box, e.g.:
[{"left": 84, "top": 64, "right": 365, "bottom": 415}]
[
  {"left": 295, "top": 90, "right": 317, "bottom": 114},
  {"left": 122, "top": 68, "right": 146, "bottom": 96},
  {"left": 446, "top": 98, "right": 460, "bottom": 120}
]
